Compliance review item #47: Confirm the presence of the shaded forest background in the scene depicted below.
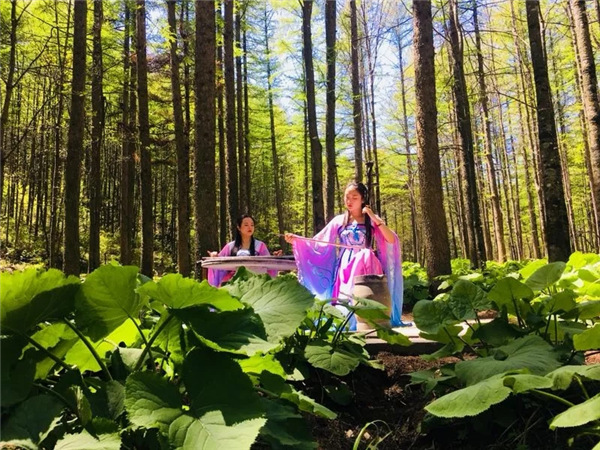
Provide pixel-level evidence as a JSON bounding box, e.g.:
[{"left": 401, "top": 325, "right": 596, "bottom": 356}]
[{"left": 1, "top": 0, "right": 599, "bottom": 279}]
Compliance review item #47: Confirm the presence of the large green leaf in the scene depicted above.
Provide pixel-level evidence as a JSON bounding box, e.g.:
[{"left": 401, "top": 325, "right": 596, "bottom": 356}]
[
  {"left": 413, "top": 299, "right": 456, "bottom": 334},
  {"left": 64, "top": 319, "right": 139, "bottom": 372},
  {"left": 0, "top": 395, "right": 63, "bottom": 445},
  {"left": 0, "top": 268, "right": 80, "bottom": 333},
  {"left": 471, "top": 318, "right": 524, "bottom": 347},
  {"left": 561, "top": 300, "right": 600, "bottom": 320},
  {"left": 519, "top": 259, "right": 548, "bottom": 280},
  {"left": 304, "top": 341, "right": 361, "bottom": 376},
  {"left": 183, "top": 347, "right": 264, "bottom": 425},
  {"left": 259, "top": 399, "right": 317, "bottom": 449},
  {"left": 138, "top": 274, "right": 243, "bottom": 311},
  {"left": 168, "top": 411, "right": 266, "bottom": 450},
  {"left": 236, "top": 276, "right": 315, "bottom": 342},
  {"left": 125, "top": 371, "right": 183, "bottom": 434},
  {"left": 237, "top": 353, "right": 286, "bottom": 378},
  {"left": 1, "top": 335, "right": 35, "bottom": 407},
  {"left": 74, "top": 265, "right": 145, "bottom": 341},
  {"left": 54, "top": 430, "right": 121, "bottom": 450},
  {"left": 567, "top": 252, "right": 600, "bottom": 269},
  {"left": 425, "top": 376, "right": 511, "bottom": 418},
  {"left": 173, "top": 307, "right": 276, "bottom": 356},
  {"left": 455, "top": 336, "right": 561, "bottom": 386},
  {"left": 573, "top": 324, "right": 600, "bottom": 351},
  {"left": 547, "top": 365, "right": 600, "bottom": 390},
  {"left": 525, "top": 262, "right": 566, "bottom": 292},
  {"left": 550, "top": 393, "right": 600, "bottom": 429},
  {"left": 260, "top": 371, "right": 336, "bottom": 419},
  {"left": 447, "top": 280, "right": 490, "bottom": 321},
  {"left": 539, "top": 290, "right": 577, "bottom": 316},
  {"left": 27, "top": 323, "right": 78, "bottom": 380},
  {"left": 502, "top": 373, "right": 554, "bottom": 393},
  {"left": 487, "top": 277, "right": 534, "bottom": 316},
  {"left": 376, "top": 328, "right": 411, "bottom": 346}
]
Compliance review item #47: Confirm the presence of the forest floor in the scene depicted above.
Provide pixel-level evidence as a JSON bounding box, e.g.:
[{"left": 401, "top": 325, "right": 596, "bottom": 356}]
[{"left": 300, "top": 312, "right": 600, "bottom": 450}]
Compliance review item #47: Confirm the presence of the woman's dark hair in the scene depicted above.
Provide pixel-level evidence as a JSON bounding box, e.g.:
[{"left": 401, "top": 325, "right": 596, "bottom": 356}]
[
  {"left": 343, "top": 181, "right": 373, "bottom": 248},
  {"left": 232, "top": 214, "right": 256, "bottom": 256}
]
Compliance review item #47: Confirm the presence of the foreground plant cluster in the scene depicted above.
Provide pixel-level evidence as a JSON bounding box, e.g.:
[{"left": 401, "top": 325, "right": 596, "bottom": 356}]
[
  {"left": 1, "top": 253, "right": 599, "bottom": 449},
  {"left": 409, "top": 253, "right": 600, "bottom": 449},
  {"left": 0, "top": 265, "right": 407, "bottom": 449}
]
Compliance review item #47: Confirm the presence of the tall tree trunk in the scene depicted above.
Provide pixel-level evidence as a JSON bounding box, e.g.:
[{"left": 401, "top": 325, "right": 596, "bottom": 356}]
[
  {"left": 224, "top": 0, "right": 238, "bottom": 229},
  {"left": 301, "top": 0, "right": 325, "bottom": 233},
  {"left": 525, "top": 0, "right": 572, "bottom": 262},
  {"left": 448, "top": 0, "right": 485, "bottom": 267},
  {"left": 195, "top": 0, "right": 218, "bottom": 277},
  {"left": 243, "top": 27, "right": 251, "bottom": 215},
  {"left": 473, "top": 1, "right": 505, "bottom": 262},
  {"left": 397, "top": 31, "right": 419, "bottom": 263},
  {"left": 236, "top": 9, "right": 247, "bottom": 210},
  {"left": 325, "top": 0, "right": 337, "bottom": 220},
  {"left": 64, "top": 0, "right": 87, "bottom": 276},
  {"left": 120, "top": 3, "right": 136, "bottom": 265},
  {"left": 0, "top": 0, "right": 18, "bottom": 214},
  {"left": 413, "top": 0, "right": 451, "bottom": 280},
  {"left": 264, "top": 9, "right": 285, "bottom": 249},
  {"left": 137, "top": 0, "right": 154, "bottom": 276},
  {"left": 167, "top": 0, "right": 191, "bottom": 275},
  {"left": 217, "top": 17, "right": 227, "bottom": 248},
  {"left": 570, "top": 0, "right": 600, "bottom": 245},
  {"left": 89, "top": 0, "right": 103, "bottom": 271},
  {"left": 350, "top": 0, "right": 363, "bottom": 181}
]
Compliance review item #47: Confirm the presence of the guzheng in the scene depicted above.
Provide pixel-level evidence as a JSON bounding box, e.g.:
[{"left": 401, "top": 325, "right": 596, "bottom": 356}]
[{"left": 200, "top": 255, "right": 297, "bottom": 272}]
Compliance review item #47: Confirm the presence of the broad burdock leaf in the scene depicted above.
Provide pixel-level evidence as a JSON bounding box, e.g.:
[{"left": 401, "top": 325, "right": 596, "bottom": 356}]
[
  {"left": 455, "top": 335, "right": 561, "bottom": 386},
  {"left": 525, "top": 262, "right": 566, "bottom": 292},
  {"left": 234, "top": 276, "right": 315, "bottom": 343},
  {"left": 259, "top": 399, "right": 317, "bottom": 449},
  {"left": 172, "top": 307, "right": 276, "bottom": 355},
  {"left": 547, "top": 365, "right": 600, "bottom": 390},
  {"left": 54, "top": 429, "right": 121, "bottom": 450},
  {"left": 237, "top": 353, "right": 287, "bottom": 378},
  {"left": 539, "top": 290, "right": 577, "bottom": 316},
  {"left": 0, "top": 395, "right": 63, "bottom": 445},
  {"left": 64, "top": 319, "right": 139, "bottom": 372},
  {"left": 471, "top": 318, "right": 524, "bottom": 347},
  {"left": 125, "top": 371, "right": 183, "bottom": 434},
  {"left": 573, "top": 324, "right": 600, "bottom": 351},
  {"left": 168, "top": 411, "right": 266, "bottom": 450},
  {"left": 447, "top": 280, "right": 490, "bottom": 321},
  {"left": 74, "top": 265, "right": 144, "bottom": 341},
  {"left": 26, "top": 323, "right": 78, "bottom": 380},
  {"left": 413, "top": 299, "right": 456, "bottom": 334},
  {"left": 1, "top": 335, "right": 35, "bottom": 407},
  {"left": 567, "top": 252, "right": 600, "bottom": 269},
  {"left": 138, "top": 274, "right": 243, "bottom": 311},
  {"left": 502, "top": 373, "right": 554, "bottom": 393},
  {"left": 425, "top": 376, "right": 511, "bottom": 418},
  {"left": 550, "top": 393, "right": 600, "bottom": 429},
  {"left": 561, "top": 300, "right": 600, "bottom": 320},
  {"left": 260, "top": 371, "right": 337, "bottom": 419},
  {"left": 0, "top": 268, "right": 80, "bottom": 333},
  {"left": 304, "top": 341, "right": 361, "bottom": 376},
  {"left": 376, "top": 328, "right": 411, "bottom": 346},
  {"left": 487, "top": 277, "right": 534, "bottom": 316},
  {"left": 519, "top": 259, "right": 548, "bottom": 280},
  {"left": 183, "top": 347, "right": 264, "bottom": 424}
]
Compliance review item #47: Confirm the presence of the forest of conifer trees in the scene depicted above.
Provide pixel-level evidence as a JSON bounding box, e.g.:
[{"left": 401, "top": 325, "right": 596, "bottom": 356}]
[{"left": 1, "top": 0, "right": 599, "bottom": 277}]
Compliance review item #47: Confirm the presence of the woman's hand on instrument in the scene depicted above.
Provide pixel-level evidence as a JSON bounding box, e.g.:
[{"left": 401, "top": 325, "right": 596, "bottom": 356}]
[
  {"left": 284, "top": 233, "right": 297, "bottom": 244},
  {"left": 272, "top": 249, "right": 283, "bottom": 256},
  {"left": 207, "top": 250, "right": 218, "bottom": 257}
]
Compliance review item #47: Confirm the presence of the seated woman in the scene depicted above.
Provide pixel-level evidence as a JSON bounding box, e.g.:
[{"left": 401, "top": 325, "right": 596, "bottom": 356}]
[
  {"left": 208, "top": 214, "right": 277, "bottom": 286},
  {"left": 285, "top": 181, "right": 404, "bottom": 328}
]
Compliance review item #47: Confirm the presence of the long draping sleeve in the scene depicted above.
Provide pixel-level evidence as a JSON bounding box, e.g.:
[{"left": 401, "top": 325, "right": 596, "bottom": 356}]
[
  {"left": 373, "top": 227, "right": 404, "bottom": 326},
  {"left": 291, "top": 215, "right": 345, "bottom": 299},
  {"left": 207, "top": 241, "right": 234, "bottom": 287}
]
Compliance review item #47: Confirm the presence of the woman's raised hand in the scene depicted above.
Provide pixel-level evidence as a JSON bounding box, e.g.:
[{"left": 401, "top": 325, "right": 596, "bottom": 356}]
[
  {"left": 362, "top": 205, "right": 384, "bottom": 227},
  {"left": 284, "top": 233, "right": 297, "bottom": 244},
  {"left": 207, "top": 250, "right": 218, "bottom": 257}
]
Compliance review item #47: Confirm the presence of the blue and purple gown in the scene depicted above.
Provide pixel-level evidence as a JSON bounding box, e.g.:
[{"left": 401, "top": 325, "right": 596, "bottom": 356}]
[{"left": 291, "top": 214, "right": 404, "bottom": 328}]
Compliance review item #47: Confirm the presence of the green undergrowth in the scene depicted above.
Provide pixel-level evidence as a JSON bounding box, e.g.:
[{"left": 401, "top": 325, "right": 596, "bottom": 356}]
[
  {"left": 410, "top": 252, "right": 600, "bottom": 449},
  {"left": 0, "top": 264, "right": 406, "bottom": 449}
]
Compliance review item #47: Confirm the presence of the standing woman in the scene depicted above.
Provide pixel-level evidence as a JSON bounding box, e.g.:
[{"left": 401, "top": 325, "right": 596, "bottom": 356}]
[
  {"left": 285, "top": 181, "right": 404, "bottom": 327},
  {"left": 208, "top": 214, "right": 276, "bottom": 286}
]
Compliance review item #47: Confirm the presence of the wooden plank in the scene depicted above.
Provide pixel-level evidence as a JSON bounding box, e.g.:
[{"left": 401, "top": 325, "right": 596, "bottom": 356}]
[{"left": 200, "top": 255, "right": 297, "bottom": 271}]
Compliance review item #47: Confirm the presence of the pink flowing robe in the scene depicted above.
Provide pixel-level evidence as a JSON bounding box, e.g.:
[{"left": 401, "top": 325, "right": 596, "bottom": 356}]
[
  {"left": 291, "top": 214, "right": 404, "bottom": 327},
  {"left": 207, "top": 239, "right": 275, "bottom": 287}
]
